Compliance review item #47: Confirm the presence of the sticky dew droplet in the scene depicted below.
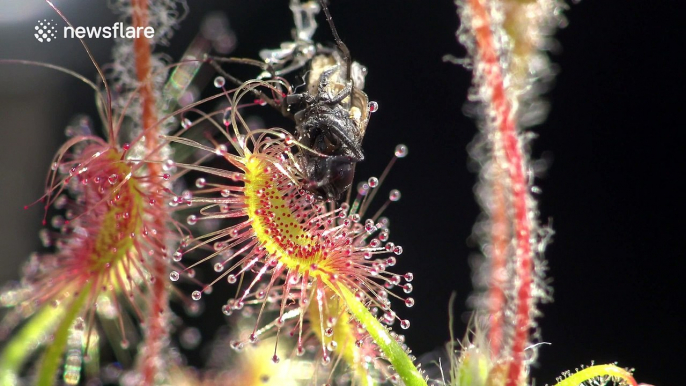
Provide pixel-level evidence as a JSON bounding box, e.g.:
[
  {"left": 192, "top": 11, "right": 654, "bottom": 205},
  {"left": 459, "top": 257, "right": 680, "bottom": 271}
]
[
  {"left": 394, "top": 144, "right": 408, "bottom": 158},
  {"left": 214, "top": 76, "right": 226, "bottom": 88},
  {"left": 389, "top": 189, "right": 401, "bottom": 202},
  {"left": 181, "top": 118, "right": 192, "bottom": 129},
  {"left": 368, "top": 101, "right": 379, "bottom": 112}
]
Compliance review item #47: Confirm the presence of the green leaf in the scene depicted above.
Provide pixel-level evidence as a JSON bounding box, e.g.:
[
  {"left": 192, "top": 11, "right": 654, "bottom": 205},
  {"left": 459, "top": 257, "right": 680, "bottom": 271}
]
[
  {"left": 0, "top": 304, "right": 65, "bottom": 386},
  {"left": 36, "top": 283, "right": 92, "bottom": 386}
]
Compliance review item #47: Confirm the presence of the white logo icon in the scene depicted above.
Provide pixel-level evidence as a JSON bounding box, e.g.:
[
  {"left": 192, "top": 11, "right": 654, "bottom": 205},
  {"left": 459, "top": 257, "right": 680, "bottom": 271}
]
[{"left": 34, "top": 19, "right": 57, "bottom": 43}]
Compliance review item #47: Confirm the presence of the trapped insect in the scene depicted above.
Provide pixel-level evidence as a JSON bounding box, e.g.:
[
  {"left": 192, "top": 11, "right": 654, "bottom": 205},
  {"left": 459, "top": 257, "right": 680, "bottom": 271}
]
[
  {"left": 287, "top": 0, "right": 375, "bottom": 201},
  {"left": 211, "top": 0, "right": 376, "bottom": 201}
]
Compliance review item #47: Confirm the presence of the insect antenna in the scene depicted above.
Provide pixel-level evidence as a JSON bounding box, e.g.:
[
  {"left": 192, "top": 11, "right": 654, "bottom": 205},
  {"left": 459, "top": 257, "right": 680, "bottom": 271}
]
[{"left": 318, "top": 0, "right": 352, "bottom": 85}]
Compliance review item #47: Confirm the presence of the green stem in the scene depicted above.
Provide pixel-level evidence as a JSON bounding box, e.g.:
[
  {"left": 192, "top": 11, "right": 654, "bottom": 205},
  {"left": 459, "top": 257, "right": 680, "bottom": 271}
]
[
  {"left": 0, "top": 304, "right": 65, "bottom": 386},
  {"left": 309, "top": 291, "right": 377, "bottom": 386},
  {"left": 36, "top": 283, "right": 92, "bottom": 386},
  {"left": 328, "top": 280, "right": 426, "bottom": 386}
]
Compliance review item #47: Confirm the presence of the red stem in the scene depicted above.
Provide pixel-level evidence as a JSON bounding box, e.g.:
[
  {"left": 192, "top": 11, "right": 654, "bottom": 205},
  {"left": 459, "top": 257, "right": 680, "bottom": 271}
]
[
  {"left": 131, "top": 0, "right": 169, "bottom": 384},
  {"left": 467, "top": 0, "right": 534, "bottom": 384},
  {"left": 488, "top": 165, "right": 508, "bottom": 359},
  {"left": 132, "top": 0, "right": 159, "bottom": 156}
]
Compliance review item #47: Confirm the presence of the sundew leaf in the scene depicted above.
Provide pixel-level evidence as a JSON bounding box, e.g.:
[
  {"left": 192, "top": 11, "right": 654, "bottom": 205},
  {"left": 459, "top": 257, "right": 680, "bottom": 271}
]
[{"left": 552, "top": 365, "right": 638, "bottom": 386}]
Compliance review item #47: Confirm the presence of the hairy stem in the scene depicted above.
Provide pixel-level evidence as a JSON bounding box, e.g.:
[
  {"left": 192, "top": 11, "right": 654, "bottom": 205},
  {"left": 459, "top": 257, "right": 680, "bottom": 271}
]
[
  {"left": 131, "top": 0, "right": 169, "bottom": 383},
  {"left": 132, "top": 0, "right": 159, "bottom": 153},
  {"left": 488, "top": 163, "right": 509, "bottom": 359},
  {"left": 466, "top": 0, "right": 534, "bottom": 383}
]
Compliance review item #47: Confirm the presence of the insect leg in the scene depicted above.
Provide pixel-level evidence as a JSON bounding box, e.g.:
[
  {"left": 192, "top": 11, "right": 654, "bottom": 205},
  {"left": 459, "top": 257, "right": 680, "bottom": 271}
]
[
  {"left": 328, "top": 83, "right": 352, "bottom": 105},
  {"left": 318, "top": 0, "right": 352, "bottom": 84},
  {"left": 316, "top": 118, "right": 364, "bottom": 161}
]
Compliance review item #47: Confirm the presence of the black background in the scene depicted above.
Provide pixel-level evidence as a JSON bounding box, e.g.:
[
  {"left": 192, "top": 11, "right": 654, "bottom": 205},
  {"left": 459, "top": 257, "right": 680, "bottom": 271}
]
[{"left": 0, "top": 1, "right": 683, "bottom": 385}]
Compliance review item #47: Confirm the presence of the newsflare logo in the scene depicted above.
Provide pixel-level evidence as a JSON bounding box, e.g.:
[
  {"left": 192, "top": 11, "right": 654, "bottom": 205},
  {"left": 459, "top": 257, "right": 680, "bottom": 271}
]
[
  {"left": 33, "top": 20, "right": 156, "bottom": 43},
  {"left": 34, "top": 19, "right": 57, "bottom": 43}
]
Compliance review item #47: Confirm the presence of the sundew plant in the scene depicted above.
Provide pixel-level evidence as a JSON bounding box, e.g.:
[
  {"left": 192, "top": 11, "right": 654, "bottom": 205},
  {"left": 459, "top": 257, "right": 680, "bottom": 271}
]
[{"left": 0, "top": 1, "right": 658, "bottom": 386}]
